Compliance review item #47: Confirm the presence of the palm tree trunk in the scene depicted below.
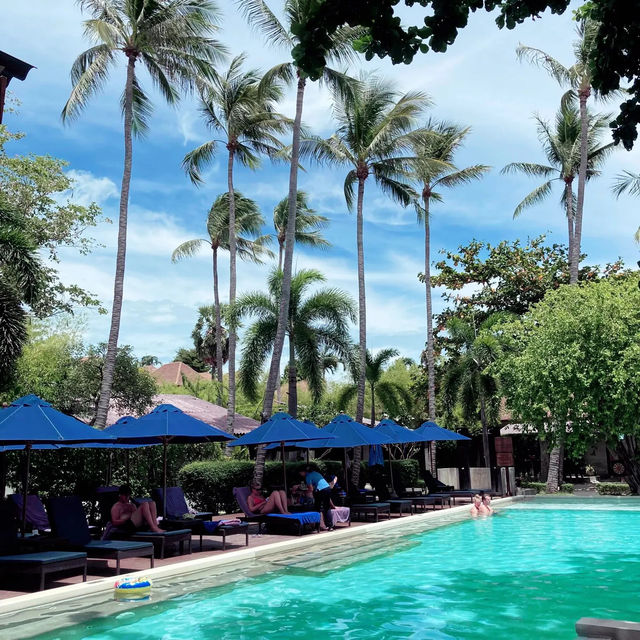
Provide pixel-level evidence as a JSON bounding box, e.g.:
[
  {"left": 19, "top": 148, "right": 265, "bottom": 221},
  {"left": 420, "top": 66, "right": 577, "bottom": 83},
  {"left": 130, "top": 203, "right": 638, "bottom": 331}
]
[
  {"left": 352, "top": 175, "right": 367, "bottom": 487},
  {"left": 565, "top": 179, "right": 574, "bottom": 280},
  {"left": 226, "top": 149, "right": 237, "bottom": 433},
  {"left": 254, "top": 76, "right": 306, "bottom": 486},
  {"left": 546, "top": 437, "right": 561, "bottom": 493},
  {"left": 423, "top": 192, "right": 436, "bottom": 421},
  {"left": 288, "top": 332, "right": 297, "bottom": 417},
  {"left": 278, "top": 243, "right": 284, "bottom": 271},
  {"left": 479, "top": 392, "right": 490, "bottom": 468},
  {"left": 94, "top": 55, "right": 135, "bottom": 429},
  {"left": 571, "top": 86, "right": 591, "bottom": 285},
  {"left": 212, "top": 246, "right": 223, "bottom": 404}
]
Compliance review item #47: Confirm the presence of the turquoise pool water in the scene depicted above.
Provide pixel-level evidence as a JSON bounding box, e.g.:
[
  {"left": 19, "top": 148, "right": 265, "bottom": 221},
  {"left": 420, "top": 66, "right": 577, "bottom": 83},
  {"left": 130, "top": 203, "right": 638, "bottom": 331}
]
[{"left": 32, "top": 499, "right": 640, "bottom": 640}]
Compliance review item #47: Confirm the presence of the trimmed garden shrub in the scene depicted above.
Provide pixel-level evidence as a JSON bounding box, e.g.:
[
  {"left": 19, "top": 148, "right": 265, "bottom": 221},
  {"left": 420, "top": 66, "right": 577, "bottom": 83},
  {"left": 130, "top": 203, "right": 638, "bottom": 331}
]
[
  {"left": 519, "top": 481, "right": 547, "bottom": 493},
  {"left": 359, "top": 459, "right": 419, "bottom": 490},
  {"left": 559, "top": 483, "right": 574, "bottom": 493},
  {"left": 596, "top": 482, "right": 631, "bottom": 496}
]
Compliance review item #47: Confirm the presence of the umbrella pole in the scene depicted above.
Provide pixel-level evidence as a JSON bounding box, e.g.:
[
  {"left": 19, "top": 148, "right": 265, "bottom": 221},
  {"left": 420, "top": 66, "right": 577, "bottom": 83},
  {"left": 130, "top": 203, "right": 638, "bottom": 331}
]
[
  {"left": 344, "top": 449, "right": 348, "bottom": 490},
  {"left": 281, "top": 442, "right": 287, "bottom": 497},
  {"left": 306, "top": 449, "right": 309, "bottom": 465},
  {"left": 126, "top": 450, "right": 131, "bottom": 484},
  {"left": 21, "top": 444, "right": 31, "bottom": 537},
  {"left": 388, "top": 446, "right": 395, "bottom": 493},
  {"left": 162, "top": 439, "right": 168, "bottom": 519}
]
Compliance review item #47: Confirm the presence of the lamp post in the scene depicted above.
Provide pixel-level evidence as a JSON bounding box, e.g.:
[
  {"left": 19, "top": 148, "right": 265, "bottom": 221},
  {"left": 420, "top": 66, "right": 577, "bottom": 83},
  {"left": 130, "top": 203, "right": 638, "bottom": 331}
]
[{"left": 0, "top": 51, "right": 35, "bottom": 124}]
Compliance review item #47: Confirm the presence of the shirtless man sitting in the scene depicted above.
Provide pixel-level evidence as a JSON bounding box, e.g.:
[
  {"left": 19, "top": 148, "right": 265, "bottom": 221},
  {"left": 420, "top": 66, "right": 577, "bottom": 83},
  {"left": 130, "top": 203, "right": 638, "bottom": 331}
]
[{"left": 111, "top": 485, "right": 165, "bottom": 533}]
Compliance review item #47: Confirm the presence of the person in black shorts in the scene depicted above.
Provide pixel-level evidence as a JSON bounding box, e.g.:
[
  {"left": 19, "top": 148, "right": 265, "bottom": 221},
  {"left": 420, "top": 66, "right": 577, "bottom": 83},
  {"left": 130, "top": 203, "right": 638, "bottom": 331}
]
[{"left": 110, "top": 485, "right": 165, "bottom": 533}]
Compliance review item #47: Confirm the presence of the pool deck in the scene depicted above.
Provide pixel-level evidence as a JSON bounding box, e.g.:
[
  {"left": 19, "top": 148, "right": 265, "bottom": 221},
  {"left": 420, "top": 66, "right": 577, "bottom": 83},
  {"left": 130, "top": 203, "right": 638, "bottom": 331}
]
[{"left": 0, "top": 502, "right": 464, "bottom": 601}]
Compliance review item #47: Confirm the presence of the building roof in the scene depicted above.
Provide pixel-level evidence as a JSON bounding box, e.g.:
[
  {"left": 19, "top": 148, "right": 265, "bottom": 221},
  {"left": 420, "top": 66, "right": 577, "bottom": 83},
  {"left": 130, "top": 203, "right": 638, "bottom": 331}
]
[
  {"left": 146, "top": 362, "right": 211, "bottom": 386},
  {"left": 106, "top": 394, "right": 259, "bottom": 435}
]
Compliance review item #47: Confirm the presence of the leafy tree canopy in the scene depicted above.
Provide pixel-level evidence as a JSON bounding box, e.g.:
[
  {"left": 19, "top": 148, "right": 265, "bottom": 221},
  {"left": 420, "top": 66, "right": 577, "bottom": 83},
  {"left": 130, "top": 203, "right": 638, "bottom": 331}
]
[
  {"left": 291, "top": 0, "right": 640, "bottom": 149},
  {"left": 427, "top": 235, "right": 626, "bottom": 332},
  {"left": 497, "top": 274, "right": 640, "bottom": 489}
]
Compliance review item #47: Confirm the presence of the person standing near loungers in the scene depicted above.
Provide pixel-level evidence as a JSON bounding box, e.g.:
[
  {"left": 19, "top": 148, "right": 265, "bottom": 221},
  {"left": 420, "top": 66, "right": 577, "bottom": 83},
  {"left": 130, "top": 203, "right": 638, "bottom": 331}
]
[
  {"left": 111, "top": 485, "right": 165, "bottom": 533},
  {"left": 301, "top": 467, "right": 334, "bottom": 531}
]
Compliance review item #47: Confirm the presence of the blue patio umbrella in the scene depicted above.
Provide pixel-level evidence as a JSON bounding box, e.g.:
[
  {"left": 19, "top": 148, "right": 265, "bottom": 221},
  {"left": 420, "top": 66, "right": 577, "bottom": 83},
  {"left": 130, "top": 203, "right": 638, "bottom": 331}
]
[
  {"left": 263, "top": 416, "right": 336, "bottom": 465},
  {"left": 0, "top": 395, "right": 115, "bottom": 534},
  {"left": 228, "top": 412, "right": 329, "bottom": 494},
  {"left": 107, "top": 404, "right": 236, "bottom": 516},
  {"left": 414, "top": 421, "right": 471, "bottom": 441}
]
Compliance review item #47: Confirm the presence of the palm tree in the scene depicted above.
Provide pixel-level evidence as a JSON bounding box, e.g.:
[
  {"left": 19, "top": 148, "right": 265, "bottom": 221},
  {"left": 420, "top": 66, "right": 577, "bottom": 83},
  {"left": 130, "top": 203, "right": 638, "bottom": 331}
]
[
  {"left": 502, "top": 101, "right": 613, "bottom": 275},
  {"left": 338, "top": 348, "right": 411, "bottom": 426},
  {"left": 612, "top": 171, "right": 640, "bottom": 242},
  {"left": 237, "top": 0, "right": 360, "bottom": 430},
  {"left": 0, "top": 196, "right": 43, "bottom": 385},
  {"left": 182, "top": 54, "right": 290, "bottom": 432},
  {"left": 235, "top": 268, "right": 355, "bottom": 418},
  {"left": 273, "top": 191, "right": 330, "bottom": 269},
  {"left": 441, "top": 315, "right": 504, "bottom": 469},
  {"left": 171, "top": 191, "right": 272, "bottom": 403},
  {"left": 303, "top": 74, "right": 429, "bottom": 485},
  {"left": 517, "top": 18, "right": 610, "bottom": 283},
  {"left": 62, "top": 0, "right": 225, "bottom": 428},
  {"left": 191, "top": 303, "right": 229, "bottom": 380},
  {"left": 412, "top": 122, "right": 489, "bottom": 425}
]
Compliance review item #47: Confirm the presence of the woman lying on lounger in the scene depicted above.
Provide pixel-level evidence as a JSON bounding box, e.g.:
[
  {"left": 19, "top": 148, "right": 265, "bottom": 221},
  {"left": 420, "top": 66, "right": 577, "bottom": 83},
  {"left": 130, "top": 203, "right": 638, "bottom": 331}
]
[
  {"left": 247, "top": 483, "right": 290, "bottom": 515},
  {"left": 111, "top": 484, "right": 165, "bottom": 533}
]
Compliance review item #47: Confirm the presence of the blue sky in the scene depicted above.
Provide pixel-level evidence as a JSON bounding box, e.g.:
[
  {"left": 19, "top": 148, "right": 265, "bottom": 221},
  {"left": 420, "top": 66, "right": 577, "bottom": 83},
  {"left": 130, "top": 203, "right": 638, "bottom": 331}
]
[{"left": 2, "top": 1, "right": 639, "bottom": 376}]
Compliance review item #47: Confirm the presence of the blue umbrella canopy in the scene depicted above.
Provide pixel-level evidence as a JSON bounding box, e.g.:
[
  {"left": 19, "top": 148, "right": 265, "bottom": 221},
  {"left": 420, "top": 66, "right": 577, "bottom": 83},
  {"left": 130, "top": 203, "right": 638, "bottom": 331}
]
[
  {"left": 228, "top": 412, "right": 320, "bottom": 447},
  {"left": 106, "top": 404, "right": 235, "bottom": 444},
  {"left": 414, "top": 421, "right": 471, "bottom": 441},
  {"left": 263, "top": 415, "right": 335, "bottom": 450},
  {"left": 0, "top": 395, "right": 114, "bottom": 445},
  {"left": 374, "top": 418, "right": 432, "bottom": 444},
  {"left": 298, "top": 414, "right": 394, "bottom": 449}
]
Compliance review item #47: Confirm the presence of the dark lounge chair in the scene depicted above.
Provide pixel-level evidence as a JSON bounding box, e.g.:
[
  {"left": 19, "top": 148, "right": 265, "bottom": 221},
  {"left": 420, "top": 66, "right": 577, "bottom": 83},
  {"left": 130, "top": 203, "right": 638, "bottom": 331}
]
[
  {"left": 0, "top": 501, "right": 87, "bottom": 591},
  {"left": 47, "top": 496, "right": 155, "bottom": 574},
  {"left": 9, "top": 494, "right": 51, "bottom": 533},
  {"left": 233, "top": 487, "right": 321, "bottom": 535},
  {"left": 152, "top": 486, "right": 213, "bottom": 520}
]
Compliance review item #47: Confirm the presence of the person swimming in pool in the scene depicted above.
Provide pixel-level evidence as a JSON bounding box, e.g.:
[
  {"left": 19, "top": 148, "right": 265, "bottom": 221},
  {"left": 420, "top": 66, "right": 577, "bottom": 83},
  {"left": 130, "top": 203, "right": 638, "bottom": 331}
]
[
  {"left": 470, "top": 494, "right": 482, "bottom": 517},
  {"left": 479, "top": 492, "right": 494, "bottom": 515},
  {"left": 247, "top": 482, "right": 290, "bottom": 514}
]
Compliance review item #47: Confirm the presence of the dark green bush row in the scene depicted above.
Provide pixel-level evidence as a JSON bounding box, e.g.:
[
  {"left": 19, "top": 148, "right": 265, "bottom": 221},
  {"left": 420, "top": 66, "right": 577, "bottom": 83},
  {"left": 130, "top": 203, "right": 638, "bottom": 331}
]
[
  {"left": 560, "top": 483, "right": 574, "bottom": 493},
  {"left": 359, "top": 459, "right": 419, "bottom": 489},
  {"left": 518, "top": 481, "right": 574, "bottom": 494},
  {"left": 179, "top": 459, "right": 345, "bottom": 514},
  {"left": 597, "top": 482, "right": 631, "bottom": 495}
]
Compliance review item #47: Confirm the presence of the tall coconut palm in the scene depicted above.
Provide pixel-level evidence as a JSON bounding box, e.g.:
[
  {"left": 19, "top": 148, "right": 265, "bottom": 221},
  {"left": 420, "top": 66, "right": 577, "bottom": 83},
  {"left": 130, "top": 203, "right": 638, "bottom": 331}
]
[
  {"left": 182, "top": 54, "right": 290, "bottom": 432},
  {"left": 441, "top": 315, "right": 504, "bottom": 469},
  {"left": 612, "top": 171, "right": 640, "bottom": 242},
  {"left": 502, "top": 102, "right": 613, "bottom": 274},
  {"left": 272, "top": 191, "right": 330, "bottom": 269},
  {"left": 0, "top": 196, "right": 44, "bottom": 385},
  {"left": 62, "top": 0, "right": 225, "bottom": 428},
  {"left": 171, "top": 192, "right": 272, "bottom": 403},
  {"left": 412, "top": 122, "right": 489, "bottom": 425},
  {"left": 237, "top": 0, "right": 360, "bottom": 433},
  {"left": 517, "top": 19, "right": 610, "bottom": 283},
  {"left": 338, "top": 348, "right": 411, "bottom": 426},
  {"left": 235, "top": 268, "right": 355, "bottom": 418},
  {"left": 303, "top": 75, "right": 429, "bottom": 482}
]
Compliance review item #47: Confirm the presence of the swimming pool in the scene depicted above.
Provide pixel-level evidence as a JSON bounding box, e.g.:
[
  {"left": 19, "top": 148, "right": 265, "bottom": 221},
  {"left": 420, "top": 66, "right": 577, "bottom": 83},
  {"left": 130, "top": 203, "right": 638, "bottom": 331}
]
[{"left": 19, "top": 498, "right": 640, "bottom": 639}]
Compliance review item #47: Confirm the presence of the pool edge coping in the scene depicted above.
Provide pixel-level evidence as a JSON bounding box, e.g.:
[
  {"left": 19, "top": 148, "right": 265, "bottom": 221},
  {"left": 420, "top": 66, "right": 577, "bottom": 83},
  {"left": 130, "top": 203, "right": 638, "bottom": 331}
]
[{"left": 0, "top": 496, "right": 519, "bottom": 619}]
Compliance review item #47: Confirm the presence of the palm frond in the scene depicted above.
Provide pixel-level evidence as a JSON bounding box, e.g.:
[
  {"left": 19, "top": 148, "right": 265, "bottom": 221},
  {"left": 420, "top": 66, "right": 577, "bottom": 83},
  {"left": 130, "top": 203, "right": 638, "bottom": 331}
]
[
  {"left": 171, "top": 238, "right": 210, "bottom": 262},
  {"left": 236, "top": 0, "right": 292, "bottom": 48},
  {"left": 512, "top": 180, "right": 555, "bottom": 218}
]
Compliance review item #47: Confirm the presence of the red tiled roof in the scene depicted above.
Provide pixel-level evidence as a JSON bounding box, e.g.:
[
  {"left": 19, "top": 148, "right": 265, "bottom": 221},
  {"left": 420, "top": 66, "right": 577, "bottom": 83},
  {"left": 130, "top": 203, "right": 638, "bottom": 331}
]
[{"left": 147, "top": 362, "right": 211, "bottom": 386}]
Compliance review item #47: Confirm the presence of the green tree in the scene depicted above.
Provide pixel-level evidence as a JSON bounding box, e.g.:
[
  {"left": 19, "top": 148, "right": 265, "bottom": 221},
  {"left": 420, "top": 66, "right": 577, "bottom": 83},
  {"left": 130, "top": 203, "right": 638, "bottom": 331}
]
[
  {"left": 272, "top": 191, "right": 330, "bottom": 269},
  {"left": 182, "top": 54, "right": 289, "bottom": 432},
  {"left": 63, "top": 0, "right": 224, "bottom": 428},
  {"left": 411, "top": 121, "right": 489, "bottom": 424},
  {"left": 191, "top": 304, "right": 229, "bottom": 376},
  {"left": 139, "top": 355, "right": 160, "bottom": 367},
  {"left": 517, "top": 18, "right": 612, "bottom": 283},
  {"left": 612, "top": 171, "right": 640, "bottom": 242},
  {"left": 237, "top": 0, "right": 360, "bottom": 430},
  {"left": 338, "top": 348, "right": 411, "bottom": 426},
  {"left": 441, "top": 314, "right": 505, "bottom": 468},
  {"left": 292, "top": 1, "right": 640, "bottom": 150},
  {"left": 174, "top": 347, "right": 208, "bottom": 374},
  {"left": 502, "top": 101, "right": 613, "bottom": 279},
  {"left": 0, "top": 196, "right": 44, "bottom": 385},
  {"left": 498, "top": 275, "right": 640, "bottom": 492},
  {"left": 172, "top": 191, "right": 272, "bottom": 401},
  {"left": 236, "top": 268, "right": 355, "bottom": 418}
]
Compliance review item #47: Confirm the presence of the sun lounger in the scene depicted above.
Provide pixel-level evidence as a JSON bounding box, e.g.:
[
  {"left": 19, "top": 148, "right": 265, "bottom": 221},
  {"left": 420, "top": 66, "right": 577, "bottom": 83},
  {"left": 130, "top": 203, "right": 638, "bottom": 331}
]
[
  {"left": 350, "top": 503, "right": 391, "bottom": 522},
  {"left": 233, "top": 487, "right": 321, "bottom": 535},
  {"left": 371, "top": 480, "right": 414, "bottom": 516},
  {"left": 47, "top": 496, "right": 155, "bottom": 574},
  {"left": 8, "top": 494, "right": 51, "bottom": 533},
  {"left": 152, "top": 487, "right": 213, "bottom": 520},
  {"left": 0, "top": 501, "right": 87, "bottom": 591}
]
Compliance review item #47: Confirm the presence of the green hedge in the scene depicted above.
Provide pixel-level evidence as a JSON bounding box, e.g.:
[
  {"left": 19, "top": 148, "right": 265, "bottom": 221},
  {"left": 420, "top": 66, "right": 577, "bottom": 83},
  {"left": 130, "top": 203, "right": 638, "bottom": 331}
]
[
  {"left": 597, "top": 482, "right": 631, "bottom": 496},
  {"left": 519, "top": 481, "right": 575, "bottom": 494},
  {"left": 178, "top": 459, "right": 346, "bottom": 514},
  {"left": 359, "top": 459, "right": 419, "bottom": 489},
  {"left": 560, "top": 483, "right": 574, "bottom": 493}
]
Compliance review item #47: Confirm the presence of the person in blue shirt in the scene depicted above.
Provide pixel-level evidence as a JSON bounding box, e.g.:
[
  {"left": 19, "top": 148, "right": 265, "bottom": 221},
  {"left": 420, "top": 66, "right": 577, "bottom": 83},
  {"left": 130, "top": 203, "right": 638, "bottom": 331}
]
[{"left": 300, "top": 466, "right": 335, "bottom": 530}]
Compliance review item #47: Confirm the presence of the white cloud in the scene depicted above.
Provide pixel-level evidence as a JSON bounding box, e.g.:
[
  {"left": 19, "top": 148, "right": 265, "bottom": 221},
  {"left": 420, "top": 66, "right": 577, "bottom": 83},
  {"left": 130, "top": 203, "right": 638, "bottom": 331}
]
[{"left": 65, "top": 170, "right": 118, "bottom": 206}]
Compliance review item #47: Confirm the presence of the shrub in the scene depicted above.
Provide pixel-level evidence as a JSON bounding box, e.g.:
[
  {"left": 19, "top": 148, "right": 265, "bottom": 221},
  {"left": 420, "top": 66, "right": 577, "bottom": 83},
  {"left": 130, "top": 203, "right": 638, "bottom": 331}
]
[
  {"left": 597, "top": 482, "right": 631, "bottom": 496},
  {"left": 518, "top": 481, "right": 547, "bottom": 494},
  {"left": 359, "top": 459, "right": 419, "bottom": 490},
  {"left": 559, "top": 483, "right": 574, "bottom": 493}
]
